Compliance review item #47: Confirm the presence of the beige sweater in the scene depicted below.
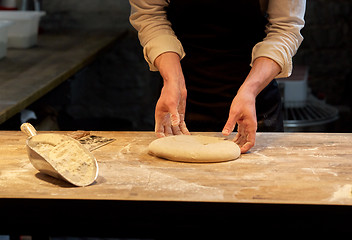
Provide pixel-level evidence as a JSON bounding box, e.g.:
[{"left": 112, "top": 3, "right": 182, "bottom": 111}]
[{"left": 129, "top": 0, "right": 306, "bottom": 78}]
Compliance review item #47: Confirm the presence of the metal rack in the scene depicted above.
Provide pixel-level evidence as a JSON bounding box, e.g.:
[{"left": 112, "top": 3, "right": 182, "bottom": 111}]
[{"left": 283, "top": 94, "right": 339, "bottom": 132}]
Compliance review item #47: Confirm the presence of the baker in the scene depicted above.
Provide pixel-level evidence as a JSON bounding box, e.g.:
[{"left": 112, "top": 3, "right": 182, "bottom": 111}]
[{"left": 129, "top": 0, "right": 306, "bottom": 153}]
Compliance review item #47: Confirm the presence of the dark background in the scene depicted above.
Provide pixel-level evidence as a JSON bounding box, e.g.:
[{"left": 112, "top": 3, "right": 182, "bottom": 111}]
[{"left": 1, "top": 0, "right": 351, "bottom": 133}]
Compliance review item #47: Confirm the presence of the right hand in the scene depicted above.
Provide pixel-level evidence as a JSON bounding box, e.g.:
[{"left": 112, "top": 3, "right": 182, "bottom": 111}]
[
  {"left": 154, "top": 52, "right": 190, "bottom": 137},
  {"left": 155, "top": 79, "right": 189, "bottom": 137}
]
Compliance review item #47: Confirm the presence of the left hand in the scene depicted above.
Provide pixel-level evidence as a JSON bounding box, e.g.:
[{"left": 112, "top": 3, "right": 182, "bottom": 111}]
[
  {"left": 222, "top": 88, "right": 257, "bottom": 154},
  {"left": 222, "top": 57, "right": 281, "bottom": 153}
]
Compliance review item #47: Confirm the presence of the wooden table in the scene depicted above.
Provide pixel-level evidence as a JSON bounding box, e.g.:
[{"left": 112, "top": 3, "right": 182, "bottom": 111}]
[
  {"left": 0, "top": 30, "right": 120, "bottom": 125},
  {"left": 1, "top": 131, "right": 352, "bottom": 237}
]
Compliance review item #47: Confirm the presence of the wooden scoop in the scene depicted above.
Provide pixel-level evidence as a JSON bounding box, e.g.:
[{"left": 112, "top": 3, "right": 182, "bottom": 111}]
[{"left": 21, "top": 123, "right": 99, "bottom": 187}]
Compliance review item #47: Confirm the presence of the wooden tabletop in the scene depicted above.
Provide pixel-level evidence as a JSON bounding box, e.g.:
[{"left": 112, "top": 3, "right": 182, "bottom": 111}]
[
  {"left": 1, "top": 131, "right": 352, "bottom": 236},
  {"left": 0, "top": 30, "right": 120, "bottom": 125},
  {"left": 1, "top": 131, "right": 352, "bottom": 206}
]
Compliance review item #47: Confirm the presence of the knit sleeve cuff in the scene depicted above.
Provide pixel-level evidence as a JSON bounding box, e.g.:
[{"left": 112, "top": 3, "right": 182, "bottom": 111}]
[
  {"left": 251, "top": 41, "right": 293, "bottom": 79},
  {"left": 143, "top": 35, "right": 186, "bottom": 71}
]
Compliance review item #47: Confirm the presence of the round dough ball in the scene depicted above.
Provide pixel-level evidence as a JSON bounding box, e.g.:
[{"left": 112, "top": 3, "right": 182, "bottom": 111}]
[{"left": 148, "top": 135, "right": 240, "bottom": 163}]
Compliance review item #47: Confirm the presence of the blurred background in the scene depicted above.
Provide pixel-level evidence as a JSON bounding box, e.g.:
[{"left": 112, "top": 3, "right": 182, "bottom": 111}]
[{"left": 0, "top": 0, "right": 351, "bottom": 133}]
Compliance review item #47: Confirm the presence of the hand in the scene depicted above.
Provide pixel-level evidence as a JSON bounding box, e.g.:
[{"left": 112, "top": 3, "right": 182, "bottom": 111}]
[
  {"left": 154, "top": 52, "right": 190, "bottom": 137},
  {"left": 222, "top": 90, "right": 257, "bottom": 153},
  {"left": 154, "top": 80, "right": 189, "bottom": 137},
  {"left": 221, "top": 57, "right": 281, "bottom": 153}
]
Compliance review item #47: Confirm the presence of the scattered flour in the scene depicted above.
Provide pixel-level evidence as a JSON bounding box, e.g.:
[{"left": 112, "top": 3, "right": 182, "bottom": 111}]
[{"left": 329, "top": 184, "right": 352, "bottom": 202}]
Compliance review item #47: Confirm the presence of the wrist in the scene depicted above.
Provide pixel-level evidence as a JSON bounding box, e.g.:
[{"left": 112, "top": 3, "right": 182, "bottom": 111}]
[
  {"left": 240, "top": 57, "right": 281, "bottom": 96},
  {"left": 155, "top": 52, "right": 184, "bottom": 80},
  {"left": 155, "top": 52, "right": 186, "bottom": 91}
]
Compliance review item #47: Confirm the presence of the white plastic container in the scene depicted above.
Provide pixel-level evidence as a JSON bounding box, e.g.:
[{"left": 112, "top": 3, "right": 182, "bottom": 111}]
[
  {"left": 277, "top": 65, "right": 309, "bottom": 108},
  {"left": 0, "top": 10, "right": 45, "bottom": 48},
  {"left": 0, "top": 20, "right": 11, "bottom": 59}
]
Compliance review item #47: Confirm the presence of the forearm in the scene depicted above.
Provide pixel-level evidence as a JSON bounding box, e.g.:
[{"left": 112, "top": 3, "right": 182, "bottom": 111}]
[
  {"left": 154, "top": 52, "right": 185, "bottom": 87},
  {"left": 239, "top": 57, "right": 281, "bottom": 97}
]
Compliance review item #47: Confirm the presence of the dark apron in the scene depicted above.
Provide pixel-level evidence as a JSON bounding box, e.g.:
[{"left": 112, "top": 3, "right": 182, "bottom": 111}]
[{"left": 166, "top": 0, "right": 283, "bottom": 132}]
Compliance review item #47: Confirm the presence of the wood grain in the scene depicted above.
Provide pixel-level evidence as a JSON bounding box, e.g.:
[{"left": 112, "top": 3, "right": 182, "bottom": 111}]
[
  {"left": 0, "top": 30, "right": 121, "bottom": 124},
  {"left": 1, "top": 131, "right": 352, "bottom": 206}
]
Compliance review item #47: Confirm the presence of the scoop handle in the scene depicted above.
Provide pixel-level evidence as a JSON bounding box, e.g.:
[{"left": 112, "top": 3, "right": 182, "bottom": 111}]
[{"left": 20, "top": 123, "right": 37, "bottom": 137}]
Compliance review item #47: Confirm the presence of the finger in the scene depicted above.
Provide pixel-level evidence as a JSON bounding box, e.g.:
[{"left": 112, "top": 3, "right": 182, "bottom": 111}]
[
  {"left": 240, "top": 141, "right": 255, "bottom": 154},
  {"left": 180, "top": 122, "right": 190, "bottom": 135},
  {"left": 235, "top": 134, "right": 247, "bottom": 148},
  {"left": 171, "top": 125, "right": 182, "bottom": 135},
  {"left": 233, "top": 125, "right": 247, "bottom": 147},
  {"left": 233, "top": 131, "right": 240, "bottom": 142},
  {"left": 246, "top": 128, "right": 256, "bottom": 145},
  {"left": 169, "top": 102, "right": 181, "bottom": 126},
  {"left": 155, "top": 112, "right": 166, "bottom": 137},
  {"left": 179, "top": 114, "right": 190, "bottom": 135},
  {"left": 222, "top": 114, "right": 238, "bottom": 136},
  {"left": 164, "top": 125, "right": 173, "bottom": 136},
  {"left": 170, "top": 113, "right": 180, "bottom": 126},
  {"left": 155, "top": 132, "right": 165, "bottom": 138},
  {"left": 236, "top": 125, "right": 256, "bottom": 153},
  {"left": 241, "top": 131, "right": 256, "bottom": 153},
  {"left": 155, "top": 116, "right": 165, "bottom": 137},
  {"left": 155, "top": 125, "right": 165, "bottom": 138}
]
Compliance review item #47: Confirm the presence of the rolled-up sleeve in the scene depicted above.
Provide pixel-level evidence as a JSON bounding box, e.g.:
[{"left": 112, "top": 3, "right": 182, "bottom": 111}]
[
  {"left": 129, "top": 0, "right": 185, "bottom": 71},
  {"left": 251, "top": 0, "right": 306, "bottom": 78}
]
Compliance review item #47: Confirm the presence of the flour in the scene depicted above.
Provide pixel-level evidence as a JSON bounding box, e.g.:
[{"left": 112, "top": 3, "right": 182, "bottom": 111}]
[
  {"left": 30, "top": 134, "right": 97, "bottom": 186},
  {"left": 49, "top": 140, "right": 96, "bottom": 184},
  {"left": 329, "top": 184, "right": 352, "bottom": 203},
  {"left": 32, "top": 142, "right": 55, "bottom": 159}
]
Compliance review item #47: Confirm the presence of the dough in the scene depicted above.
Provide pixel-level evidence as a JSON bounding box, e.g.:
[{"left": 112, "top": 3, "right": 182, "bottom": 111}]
[{"left": 148, "top": 135, "right": 240, "bottom": 163}]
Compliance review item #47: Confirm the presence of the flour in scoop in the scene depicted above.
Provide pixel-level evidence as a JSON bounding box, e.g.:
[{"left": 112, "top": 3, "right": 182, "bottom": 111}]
[
  {"left": 49, "top": 140, "right": 96, "bottom": 185},
  {"left": 31, "top": 136, "right": 97, "bottom": 186}
]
